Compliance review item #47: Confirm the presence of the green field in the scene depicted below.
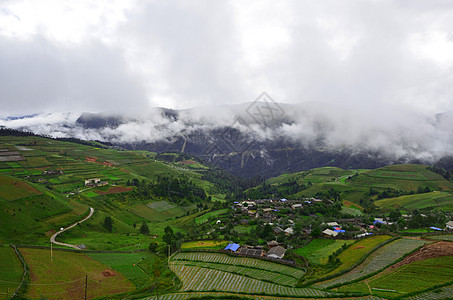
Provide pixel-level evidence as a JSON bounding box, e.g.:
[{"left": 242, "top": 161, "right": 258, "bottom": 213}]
[
  {"left": 337, "top": 256, "right": 453, "bottom": 298},
  {"left": 322, "top": 235, "right": 393, "bottom": 277},
  {"left": 195, "top": 209, "right": 228, "bottom": 225},
  {"left": 19, "top": 248, "right": 135, "bottom": 300},
  {"left": 0, "top": 175, "right": 42, "bottom": 201},
  {"left": 87, "top": 252, "right": 177, "bottom": 291},
  {"left": 315, "top": 238, "right": 426, "bottom": 288},
  {"left": 0, "top": 246, "right": 23, "bottom": 298},
  {"left": 375, "top": 191, "right": 453, "bottom": 210},
  {"left": 170, "top": 263, "right": 330, "bottom": 297},
  {"left": 294, "top": 239, "right": 354, "bottom": 265},
  {"left": 181, "top": 240, "right": 228, "bottom": 249},
  {"left": 172, "top": 252, "right": 305, "bottom": 278}
]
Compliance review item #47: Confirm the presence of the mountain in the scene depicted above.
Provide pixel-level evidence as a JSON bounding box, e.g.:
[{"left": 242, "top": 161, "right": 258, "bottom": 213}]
[{"left": 2, "top": 102, "right": 453, "bottom": 178}]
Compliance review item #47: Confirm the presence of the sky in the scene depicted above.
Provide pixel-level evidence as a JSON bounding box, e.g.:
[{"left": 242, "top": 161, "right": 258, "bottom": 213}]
[{"left": 1, "top": 0, "right": 453, "bottom": 117}]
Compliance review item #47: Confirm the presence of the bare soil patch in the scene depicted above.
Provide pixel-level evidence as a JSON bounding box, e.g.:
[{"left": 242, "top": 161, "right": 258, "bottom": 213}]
[
  {"left": 390, "top": 241, "right": 453, "bottom": 270},
  {"left": 102, "top": 270, "right": 116, "bottom": 277},
  {"left": 95, "top": 186, "right": 133, "bottom": 195},
  {"left": 85, "top": 156, "right": 114, "bottom": 167}
]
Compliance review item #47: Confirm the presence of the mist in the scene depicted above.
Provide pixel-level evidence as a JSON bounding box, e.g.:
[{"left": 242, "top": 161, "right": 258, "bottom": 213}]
[{"left": 1, "top": 101, "right": 452, "bottom": 164}]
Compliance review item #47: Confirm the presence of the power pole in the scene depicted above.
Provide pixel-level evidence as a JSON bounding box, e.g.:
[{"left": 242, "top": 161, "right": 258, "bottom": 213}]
[{"left": 84, "top": 275, "right": 88, "bottom": 300}]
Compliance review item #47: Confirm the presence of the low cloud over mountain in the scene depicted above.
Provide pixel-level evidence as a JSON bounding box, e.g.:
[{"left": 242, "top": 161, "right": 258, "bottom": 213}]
[{"left": 2, "top": 101, "right": 453, "bottom": 177}]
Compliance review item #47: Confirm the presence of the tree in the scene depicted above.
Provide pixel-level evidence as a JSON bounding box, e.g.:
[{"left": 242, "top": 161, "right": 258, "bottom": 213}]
[
  {"left": 148, "top": 242, "right": 158, "bottom": 252},
  {"left": 163, "top": 226, "right": 175, "bottom": 245},
  {"left": 140, "top": 221, "right": 150, "bottom": 235},
  {"left": 103, "top": 216, "right": 113, "bottom": 233}
]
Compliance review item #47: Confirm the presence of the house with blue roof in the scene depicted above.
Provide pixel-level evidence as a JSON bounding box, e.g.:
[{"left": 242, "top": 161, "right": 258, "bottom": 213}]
[{"left": 224, "top": 243, "right": 240, "bottom": 252}]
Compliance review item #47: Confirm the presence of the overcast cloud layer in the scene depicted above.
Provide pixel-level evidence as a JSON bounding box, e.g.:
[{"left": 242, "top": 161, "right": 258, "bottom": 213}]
[
  {"left": 1, "top": 1, "right": 453, "bottom": 163},
  {"left": 1, "top": 0, "right": 453, "bottom": 116}
]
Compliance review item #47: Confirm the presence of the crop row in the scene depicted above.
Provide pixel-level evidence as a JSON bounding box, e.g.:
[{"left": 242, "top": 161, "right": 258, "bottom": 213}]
[
  {"left": 172, "top": 252, "right": 305, "bottom": 278},
  {"left": 408, "top": 284, "right": 453, "bottom": 300},
  {"left": 171, "top": 264, "right": 328, "bottom": 297},
  {"left": 315, "top": 238, "right": 426, "bottom": 288},
  {"left": 172, "top": 260, "right": 298, "bottom": 286}
]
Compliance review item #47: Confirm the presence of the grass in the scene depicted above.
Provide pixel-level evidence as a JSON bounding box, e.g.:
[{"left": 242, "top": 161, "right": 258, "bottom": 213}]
[
  {"left": 375, "top": 191, "right": 453, "bottom": 210},
  {"left": 337, "top": 256, "right": 453, "bottom": 298},
  {"left": 87, "top": 252, "right": 154, "bottom": 288},
  {"left": 294, "top": 239, "right": 354, "bottom": 265},
  {"left": 0, "top": 175, "right": 42, "bottom": 201},
  {"left": 315, "top": 238, "right": 426, "bottom": 288},
  {"left": 19, "top": 248, "right": 135, "bottom": 300},
  {"left": 181, "top": 240, "right": 228, "bottom": 249},
  {"left": 195, "top": 209, "right": 229, "bottom": 225},
  {"left": 0, "top": 246, "right": 23, "bottom": 297},
  {"left": 322, "top": 235, "right": 393, "bottom": 277}
]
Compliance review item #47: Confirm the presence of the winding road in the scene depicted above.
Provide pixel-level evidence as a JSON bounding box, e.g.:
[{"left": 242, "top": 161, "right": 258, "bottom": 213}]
[{"left": 50, "top": 207, "right": 94, "bottom": 249}]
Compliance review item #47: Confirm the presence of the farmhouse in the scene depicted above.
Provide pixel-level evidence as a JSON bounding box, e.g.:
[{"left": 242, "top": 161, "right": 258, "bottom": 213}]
[
  {"left": 85, "top": 178, "right": 108, "bottom": 187},
  {"left": 267, "top": 240, "right": 279, "bottom": 248},
  {"left": 323, "top": 229, "right": 338, "bottom": 237},
  {"left": 224, "top": 243, "right": 240, "bottom": 252},
  {"left": 238, "top": 246, "right": 264, "bottom": 257},
  {"left": 446, "top": 221, "right": 453, "bottom": 230},
  {"left": 284, "top": 227, "right": 294, "bottom": 235},
  {"left": 266, "top": 245, "right": 286, "bottom": 259}
]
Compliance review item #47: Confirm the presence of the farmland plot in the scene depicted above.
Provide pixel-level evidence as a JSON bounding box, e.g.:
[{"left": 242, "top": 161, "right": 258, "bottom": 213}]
[
  {"left": 315, "top": 238, "right": 426, "bottom": 288},
  {"left": 172, "top": 252, "right": 305, "bottom": 278},
  {"left": 146, "top": 292, "right": 382, "bottom": 300},
  {"left": 408, "top": 284, "right": 453, "bottom": 300},
  {"left": 172, "top": 260, "right": 298, "bottom": 286},
  {"left": 170, "top": 264, "right": 330, "bottom": 297},
  {"left": 337, "top": 256, "right": 453, "bottom": 298}
]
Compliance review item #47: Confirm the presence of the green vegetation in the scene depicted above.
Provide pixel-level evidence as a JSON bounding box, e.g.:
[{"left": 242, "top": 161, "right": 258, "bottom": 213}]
[
  {"left": 171, "top": 264, "right": 328, "bottom": 297},
  {"left": 181, "top": 240, "right": 228, "bottom": 249},
  {"left": 375, "top": 191, "right": 453, "bottom": 210},
  {"left": 0, "top": 246, "right": 23, "bottom": 297},
  {"left": 88, "top": 252, "right": 178, "bottom": 292},
  {"left": 1, "top": 134, "right": 453, "bottom": 299},
  {"left": 315, "top": 238, "right": 426, "bottom": 288},
  {"left": 195, "top": 209, "right": 229, "bottom": 225},
  {"left": 294, "top": 239, "right": 354, "bottom": 265},
  {"left": 19, "top": 248, "right": 135, "bottom": 299},
  {"left": 322, "top": 235, "right": 393, "bottom": 277},
  {"left": 337, "top": 256, "right": 453, "bottom": 298}
]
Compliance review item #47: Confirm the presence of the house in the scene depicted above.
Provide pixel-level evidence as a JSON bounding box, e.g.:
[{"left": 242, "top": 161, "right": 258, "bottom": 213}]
[
  {"left": 85, "top": 178, "right": 101, "bottom": 186},
  {"left": 238, "top": 246, "right": 264, "bottom": 257},
  {"left": 327, "top": 222, "right": 339, "bottom": 227},
  {"left": 284, "top": 227, "right": 294, "bottom": 235},
  {"left": 292, "top": 204, "right": 302, "bottom": 210},
  {"left": 323, "top": 229, "right": 338, "bottom": 237},
  {"left": 266, "top": 246, "right": 286, "bottom": 259},
  {"left": 85, "top": 178, "right": 107, "bottom": 187},
  {"left": 263, "top": 208, "right": 273, "bottom": 213},
  {"left": 267, "top": 240, "right": 279, "bottom": 248},
  {"left": 274, "top": 227, "right": 284, "bottom": 235},
  {"left": 446, "top": 221, "right": 453, "bottom": 230},
  {"left": 224, "top": 243, "right": 240, "bottom": 252}
]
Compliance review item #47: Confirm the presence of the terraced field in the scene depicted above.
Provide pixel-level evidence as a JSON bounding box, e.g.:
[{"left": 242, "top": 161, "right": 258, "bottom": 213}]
[
  {"left": 337, "top": 256, "right": 453, "bottom": 298},
  {"left": 172, "top": 260, "right": 298, "bottom": 286},
  {"left": 172, "top": 252, "right": 305, "bottom": 278},
  {"left": 170, "top": 264, "right": 330, "bottom": 297},
  {"left": 321, "top": 235, "right": 394, "bottom": 277},
  {"left": 315, "top": 238, "right": 426, "bottom": 288},
  {"left": 146, "top": 292, "right": 382, "bottom": 300}
]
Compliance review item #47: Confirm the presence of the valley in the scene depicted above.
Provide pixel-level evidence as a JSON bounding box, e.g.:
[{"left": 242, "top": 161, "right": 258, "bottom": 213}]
[{"left": 0, "top": 133, "right": 452, "bottom": 300}]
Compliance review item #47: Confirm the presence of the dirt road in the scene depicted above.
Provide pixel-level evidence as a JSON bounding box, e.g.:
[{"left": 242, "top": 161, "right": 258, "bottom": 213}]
[{"left": 50, "top": 207, "right": 94, "bottom": 249}]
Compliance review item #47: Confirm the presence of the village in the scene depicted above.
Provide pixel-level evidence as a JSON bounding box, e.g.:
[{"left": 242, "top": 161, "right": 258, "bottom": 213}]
[{"left": 213, "top": 198, "right": 453, "bottom": 262}]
